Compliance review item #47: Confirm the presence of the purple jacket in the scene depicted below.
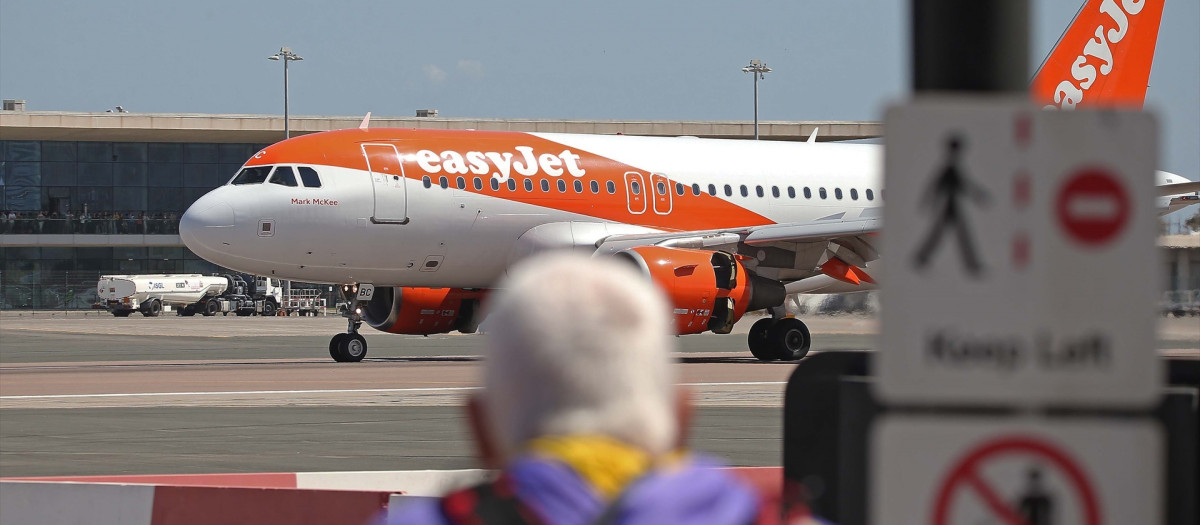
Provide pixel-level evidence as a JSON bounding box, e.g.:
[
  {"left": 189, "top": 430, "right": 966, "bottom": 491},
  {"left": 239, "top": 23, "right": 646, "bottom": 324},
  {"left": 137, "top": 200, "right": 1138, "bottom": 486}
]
[{"left": 380, "top": 455, "right": 763, "bottom": 525}]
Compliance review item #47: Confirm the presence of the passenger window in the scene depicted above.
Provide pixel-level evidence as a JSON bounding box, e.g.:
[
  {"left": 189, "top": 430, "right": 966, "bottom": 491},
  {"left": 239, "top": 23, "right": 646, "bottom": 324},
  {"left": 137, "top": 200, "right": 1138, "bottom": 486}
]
[
  {"left": 691, "top": 183, "right": 700, "bottom": 196},
  {"left": 771, "top": 186, "right": 780, "bottom": 198},
  {"left": 473, "top": 177, "right": 483, "bottom": 190},
  {"left": 804, "top": 187, "right": 812, "bottom": 199},
  {"left": 590, "top": 180, "right": 599, "bottom": 193},
  {"left": 456, "top": 176, "right": 466, "bottom": 190},
  {"left": 755, "top": 186, "right": 764, "bottom": 198},
  {"left": 507, "top": 179, "right": 516, "bottom": 191},
  {"left": 708, "top": 184, "right": 717, "bottom": 196},
  {"left": 490, "top": 178, "right": 500, "bottom": 191},
  {"left": 574, "top": 180, "right": 583, "bottom": 193},
  {"left": 422, "top": 176, "right": 432, "bottom": 188},
  {"left": 819, "top": 187, "right": 827, "bottom": 199},
  {"left": 787, "top": 187, "right": 795, "bottom": 198},
  {"left": 850, "top": 188, "right": 859, "bottom": 200},
  {"left": 740, "top": 185, "right": 748, "bottom": 197},
  {"left": 631, "top": 180, "right": 641, "bottom": 195},
  {"left": 835, "top": 188, "right": 843, "bottom": 200},
  {"left": 524, "top": 179, "right": 534, "bottom": 192},
  {"left": 269, "top": 166, "right": 298, "bottom": 187},
  {"left": 607, "top": 180, "right": 617, "bottom": 194},
  {"left": 298, "top": 166, "right": 322, "bottom": 188},
  {"left": 675, "top": 182, "right": 684, "bottom": 196},
  {"left": 557, "top": 179, "right": 566, "bottom": 192},
  {"left": 724, "top": 185, "right": 732, "bottom": 197},
  {"left": 866, "top": 189, "right": 875, "bottom": 201},
  {"left": 231, "top": 166, "right": 272, "bottom": 185},
  {"left": 439, "top": 176, "right": 449, "bottom": 189},
  {"left": 540, "top": 179, "right": 550, "bottom": 192}
]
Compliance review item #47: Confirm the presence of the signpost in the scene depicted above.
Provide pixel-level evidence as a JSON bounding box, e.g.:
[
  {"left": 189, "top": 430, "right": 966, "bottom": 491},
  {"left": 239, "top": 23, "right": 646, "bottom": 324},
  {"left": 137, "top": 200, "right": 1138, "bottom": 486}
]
[
  {"left": 878, "top": 100, "right": 1160, "bottom": 408},
  {"left": 871, "top": 99, "right": 1164, "bottom": 524}
]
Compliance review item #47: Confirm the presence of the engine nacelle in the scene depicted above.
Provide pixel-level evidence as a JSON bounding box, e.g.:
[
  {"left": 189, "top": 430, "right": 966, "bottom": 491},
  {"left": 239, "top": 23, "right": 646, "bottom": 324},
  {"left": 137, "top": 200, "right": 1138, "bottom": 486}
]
[
  {"left": 615, "top": 246, "right": 785, "bottom": 335},
  {"left": 361, "top": 287, "right": 485, "bottom": 335}
]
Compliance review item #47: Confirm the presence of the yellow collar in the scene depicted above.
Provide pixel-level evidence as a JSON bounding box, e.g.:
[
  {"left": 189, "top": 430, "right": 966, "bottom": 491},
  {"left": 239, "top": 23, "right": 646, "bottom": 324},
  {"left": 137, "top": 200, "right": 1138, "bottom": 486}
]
[{"left": 526, "top": 435, "right": 678, "bottom": 499}]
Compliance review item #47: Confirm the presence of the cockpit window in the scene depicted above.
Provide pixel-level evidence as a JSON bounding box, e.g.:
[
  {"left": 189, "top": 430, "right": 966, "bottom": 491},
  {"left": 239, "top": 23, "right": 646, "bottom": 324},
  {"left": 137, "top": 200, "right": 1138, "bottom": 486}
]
[
  {"left": 298, "top": 167, "right": 322, "bottom": 188},
  {"left": 269, "top": 166, "right": 299, "bottom": 187},
  {"left": 231, "top": 166, "right": 273, "bottom": 185}
]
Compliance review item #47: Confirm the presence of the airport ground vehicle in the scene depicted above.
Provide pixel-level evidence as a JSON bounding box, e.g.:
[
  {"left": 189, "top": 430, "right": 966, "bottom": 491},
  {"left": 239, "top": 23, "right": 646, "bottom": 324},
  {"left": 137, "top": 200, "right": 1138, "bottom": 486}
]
[{"left": 97, "top": 274, "right": 283, "bottom": 317}]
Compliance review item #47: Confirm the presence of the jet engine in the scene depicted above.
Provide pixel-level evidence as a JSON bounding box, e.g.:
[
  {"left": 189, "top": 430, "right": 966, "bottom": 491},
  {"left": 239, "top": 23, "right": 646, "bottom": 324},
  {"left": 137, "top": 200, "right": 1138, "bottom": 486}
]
[
  {"left": 615, "top": 246, "right": 786, "bottom": 335},
  {"left": 361, "top": 287, "right": 485, "bottom": 335}
]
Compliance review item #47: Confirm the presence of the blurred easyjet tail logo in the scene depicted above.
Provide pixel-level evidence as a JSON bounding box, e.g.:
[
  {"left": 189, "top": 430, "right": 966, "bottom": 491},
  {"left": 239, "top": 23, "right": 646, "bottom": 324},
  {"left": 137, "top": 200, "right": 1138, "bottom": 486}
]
[{"left": 1032, "top": 0, "right": 1165, "bottom": 109}]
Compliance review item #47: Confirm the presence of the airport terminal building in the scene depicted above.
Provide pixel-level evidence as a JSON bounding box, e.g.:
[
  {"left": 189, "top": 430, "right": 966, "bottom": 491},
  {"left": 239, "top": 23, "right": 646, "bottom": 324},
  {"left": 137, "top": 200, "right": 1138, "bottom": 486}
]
[{"left": 0, "top": 106, "right": 880, "bottom": 309}]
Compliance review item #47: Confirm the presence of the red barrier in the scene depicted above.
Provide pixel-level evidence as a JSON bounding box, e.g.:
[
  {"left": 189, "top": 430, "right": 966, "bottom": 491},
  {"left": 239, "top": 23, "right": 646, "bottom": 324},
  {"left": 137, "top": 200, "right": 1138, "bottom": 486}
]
[{"left": 150, "top": 486, "right": 390, "bottom": 525}]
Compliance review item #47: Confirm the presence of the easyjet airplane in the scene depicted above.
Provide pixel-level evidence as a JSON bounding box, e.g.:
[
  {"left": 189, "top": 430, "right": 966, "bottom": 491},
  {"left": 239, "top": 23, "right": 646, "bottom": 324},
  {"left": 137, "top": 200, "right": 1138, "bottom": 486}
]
[{"left": 181, "top": 0, "right": 1196, "bottom": 362}]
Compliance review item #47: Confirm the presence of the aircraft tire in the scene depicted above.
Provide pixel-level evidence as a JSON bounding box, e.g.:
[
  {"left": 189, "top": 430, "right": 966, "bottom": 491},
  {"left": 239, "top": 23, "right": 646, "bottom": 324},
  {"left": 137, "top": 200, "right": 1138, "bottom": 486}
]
[
  {"left": 340, "top": 334, "right": 368, "bottom": 362},
  {"left": 747, "top": 317, "right": 776, "bottom": 361},
  {"left": 768, "top": 318, "right": 811, "bottom": 361},
  {"left": 329, "top": 333, "right": 349, "bottom": 362}
]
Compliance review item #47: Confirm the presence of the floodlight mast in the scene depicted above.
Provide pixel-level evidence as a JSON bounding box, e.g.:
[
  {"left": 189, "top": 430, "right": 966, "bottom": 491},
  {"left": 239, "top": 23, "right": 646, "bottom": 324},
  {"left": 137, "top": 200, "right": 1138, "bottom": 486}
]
[
  {"left": 268, "top": 46, "right": 303, "bottom": 139},
  {"left": 741, "top": 59, "right": 772, "bottom": 140}
]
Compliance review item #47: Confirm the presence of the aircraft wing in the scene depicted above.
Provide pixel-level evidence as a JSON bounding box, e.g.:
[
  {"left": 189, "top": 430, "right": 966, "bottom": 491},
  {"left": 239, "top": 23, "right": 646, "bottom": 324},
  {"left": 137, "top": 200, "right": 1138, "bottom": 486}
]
[{"left": 594, "top": 216, "right": 882, "bottom": 292}]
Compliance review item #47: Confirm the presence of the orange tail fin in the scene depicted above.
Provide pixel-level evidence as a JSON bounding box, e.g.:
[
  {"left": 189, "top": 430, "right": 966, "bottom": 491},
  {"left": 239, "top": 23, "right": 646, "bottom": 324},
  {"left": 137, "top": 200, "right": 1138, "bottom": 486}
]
[{"left": 1031, "top": 0, "right": 1165, "bottom": 109}]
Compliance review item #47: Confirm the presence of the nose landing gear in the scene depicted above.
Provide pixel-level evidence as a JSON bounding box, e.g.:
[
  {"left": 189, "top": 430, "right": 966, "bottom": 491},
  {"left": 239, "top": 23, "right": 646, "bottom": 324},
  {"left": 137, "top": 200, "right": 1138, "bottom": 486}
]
[
  {"left": 747, "top": 307, "right": 811, "bottom": 362},
  {"left": 329, "top": 283, "right": 370, "bottom": 362}
]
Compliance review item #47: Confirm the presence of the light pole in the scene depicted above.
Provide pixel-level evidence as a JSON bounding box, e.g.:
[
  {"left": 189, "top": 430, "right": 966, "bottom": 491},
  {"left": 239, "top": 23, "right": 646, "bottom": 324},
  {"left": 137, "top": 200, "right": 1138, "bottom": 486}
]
[
  {"left": 268, "top": 46, "right": 303, "bottom": 139},
  {"left": 741, "top": 59, "right": 772, "bottom": 140}
]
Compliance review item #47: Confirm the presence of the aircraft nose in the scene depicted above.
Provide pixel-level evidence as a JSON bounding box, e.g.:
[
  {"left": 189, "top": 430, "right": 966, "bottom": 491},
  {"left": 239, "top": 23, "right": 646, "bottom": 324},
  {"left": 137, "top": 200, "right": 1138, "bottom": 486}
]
[{"left": 180, "top": 196, "right": 236, "bottom": 254}]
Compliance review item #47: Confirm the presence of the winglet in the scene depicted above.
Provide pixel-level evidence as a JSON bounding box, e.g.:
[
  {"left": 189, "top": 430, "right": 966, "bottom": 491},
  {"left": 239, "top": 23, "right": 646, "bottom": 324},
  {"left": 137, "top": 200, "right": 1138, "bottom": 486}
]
[
  {"left": 359, "top": 112, "right": 372, "bottom": 130},
  {"left": 1030, "top": 0, "right": 1165, "bottom": 109},
  {"left": 806, "top": 127, "right": 819, "bottom": 144}
]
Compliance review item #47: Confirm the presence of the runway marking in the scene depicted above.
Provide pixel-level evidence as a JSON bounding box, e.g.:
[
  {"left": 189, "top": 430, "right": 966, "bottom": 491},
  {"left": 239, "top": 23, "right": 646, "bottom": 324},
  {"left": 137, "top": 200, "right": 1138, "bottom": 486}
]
[{"left": 0, "top": 382, "right": 786, "bottom": 401}]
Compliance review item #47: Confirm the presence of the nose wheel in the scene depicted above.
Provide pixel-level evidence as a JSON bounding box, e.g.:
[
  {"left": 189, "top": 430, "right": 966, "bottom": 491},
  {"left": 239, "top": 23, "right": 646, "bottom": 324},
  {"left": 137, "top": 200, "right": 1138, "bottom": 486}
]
[
  {"left": 747, "top": 316, "right": 811, "bottom": 361},
  {"left": 330, "top": 317, "right": 367, "bottom": 362}
]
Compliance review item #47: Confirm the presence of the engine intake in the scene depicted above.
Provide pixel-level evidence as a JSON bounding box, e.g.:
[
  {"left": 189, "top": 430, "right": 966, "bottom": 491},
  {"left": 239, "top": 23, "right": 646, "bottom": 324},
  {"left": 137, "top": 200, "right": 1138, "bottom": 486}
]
[
  {"left": 615, "top": 246, "right": 785, "bottom": 335},
  {"left": 361, "top": 287, "right": 485, "bottom": 335}
]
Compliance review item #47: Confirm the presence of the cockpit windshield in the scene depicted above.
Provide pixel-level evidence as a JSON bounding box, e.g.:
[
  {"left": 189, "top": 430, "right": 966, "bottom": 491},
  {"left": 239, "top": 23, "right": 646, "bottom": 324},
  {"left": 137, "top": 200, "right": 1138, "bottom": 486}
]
[{"left": 230, "top": 166, "right": 273, "bottom": 185}]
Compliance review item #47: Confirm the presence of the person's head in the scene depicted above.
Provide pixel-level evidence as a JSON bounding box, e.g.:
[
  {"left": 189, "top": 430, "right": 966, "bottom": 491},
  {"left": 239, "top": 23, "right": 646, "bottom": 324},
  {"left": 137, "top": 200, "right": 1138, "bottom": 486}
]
[{"left": 469, "top": 252, "right": 682, "bottom": 466}]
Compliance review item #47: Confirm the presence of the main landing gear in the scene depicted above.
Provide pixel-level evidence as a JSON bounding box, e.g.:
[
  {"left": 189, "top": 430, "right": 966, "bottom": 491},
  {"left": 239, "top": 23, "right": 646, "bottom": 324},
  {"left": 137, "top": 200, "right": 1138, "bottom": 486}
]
[
  {"left": 747, "top": 308, "right": 811, "bottom": 362},
  {"left": 330, "top": 284, "right": 369, "bottom": 363}
]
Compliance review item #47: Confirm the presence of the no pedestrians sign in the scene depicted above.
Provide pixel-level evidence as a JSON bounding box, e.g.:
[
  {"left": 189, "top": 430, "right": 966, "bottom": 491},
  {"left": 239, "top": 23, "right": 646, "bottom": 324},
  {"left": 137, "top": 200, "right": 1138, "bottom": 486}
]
[
  {"left": 872, "top": 416, "right": 1162, "bottom": 524},
  {"left": 878, "top": 100, "right": 1160, "bottom": 408}
]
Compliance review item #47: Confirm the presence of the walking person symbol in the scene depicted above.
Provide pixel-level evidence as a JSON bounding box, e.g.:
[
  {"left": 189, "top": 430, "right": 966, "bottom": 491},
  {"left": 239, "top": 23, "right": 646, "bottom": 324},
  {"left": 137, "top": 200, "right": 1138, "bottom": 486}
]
[
  {"left": 913, "top": 134, "right": 990, "bottom": 276},
  {"left": 1016, "top": 467, "right": 1054, "bottom": 525}
]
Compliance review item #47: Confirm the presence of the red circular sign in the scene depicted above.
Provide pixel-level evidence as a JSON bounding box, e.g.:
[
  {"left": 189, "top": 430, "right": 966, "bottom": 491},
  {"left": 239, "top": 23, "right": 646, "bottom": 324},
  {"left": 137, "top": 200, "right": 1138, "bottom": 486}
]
[
  {"left": 932, "top": 435, "right": 1101, "bottom": 525},
  {"left": 1055, "top": 169, "right": 1130, "bottom": 247}
]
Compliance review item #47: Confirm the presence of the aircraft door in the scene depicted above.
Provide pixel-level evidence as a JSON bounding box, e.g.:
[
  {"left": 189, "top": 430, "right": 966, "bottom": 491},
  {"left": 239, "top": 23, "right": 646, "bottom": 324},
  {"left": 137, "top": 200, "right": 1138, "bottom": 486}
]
[
  {"left": 362, "top": 143, "right": 408, "bottom": 224},
  {"left": 650, "top": 173, "right": 673, "bottom": 215},
  {"left": 624, "top": 171, "right": 647, "bottom": 215}
]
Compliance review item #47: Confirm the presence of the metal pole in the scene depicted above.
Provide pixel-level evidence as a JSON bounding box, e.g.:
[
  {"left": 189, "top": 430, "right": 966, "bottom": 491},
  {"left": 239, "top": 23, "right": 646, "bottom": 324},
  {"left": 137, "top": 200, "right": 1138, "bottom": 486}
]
[
  {"left": 283, "top": 56, "right": 290, "bottom": 139},
  {"left": 753, "top": 73, "right": 760, "bottom": 140},
  {"left": 912, "top": 0, "right": 1028, "bottom": 93}
]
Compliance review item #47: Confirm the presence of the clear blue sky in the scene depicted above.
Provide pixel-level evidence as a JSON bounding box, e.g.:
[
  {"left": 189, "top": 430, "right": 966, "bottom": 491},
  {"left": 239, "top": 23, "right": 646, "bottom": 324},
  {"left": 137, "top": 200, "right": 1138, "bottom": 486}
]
[{"left": 1, "top": 1, "right": 1196, "bottom": 184}]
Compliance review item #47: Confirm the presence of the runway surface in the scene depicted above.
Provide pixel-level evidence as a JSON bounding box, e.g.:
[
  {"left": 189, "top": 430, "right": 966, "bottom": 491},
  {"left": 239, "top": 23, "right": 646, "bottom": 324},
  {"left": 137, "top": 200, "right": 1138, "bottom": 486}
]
[{"left": 1, "top": 312, "right": 1195, "bottom": 477}]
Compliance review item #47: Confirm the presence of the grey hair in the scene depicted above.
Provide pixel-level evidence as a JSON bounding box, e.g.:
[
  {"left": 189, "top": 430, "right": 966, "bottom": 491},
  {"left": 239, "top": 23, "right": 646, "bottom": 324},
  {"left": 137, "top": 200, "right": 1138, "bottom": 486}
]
[{"left": 481, "top": 252, "right": 678, "bottom": 459}]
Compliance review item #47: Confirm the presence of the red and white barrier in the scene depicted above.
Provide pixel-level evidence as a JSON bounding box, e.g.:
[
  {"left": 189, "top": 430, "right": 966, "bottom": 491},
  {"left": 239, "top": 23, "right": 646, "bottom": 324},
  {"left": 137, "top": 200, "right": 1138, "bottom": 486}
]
[{"left": 1, "top": 467, "right": 781, "bottom": 524}]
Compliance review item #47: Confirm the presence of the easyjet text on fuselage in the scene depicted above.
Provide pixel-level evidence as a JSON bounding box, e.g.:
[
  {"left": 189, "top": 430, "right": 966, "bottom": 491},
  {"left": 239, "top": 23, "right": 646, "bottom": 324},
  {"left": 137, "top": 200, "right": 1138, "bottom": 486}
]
[{"left": 412, "top": 146, "right": 586, "bottom": 182}]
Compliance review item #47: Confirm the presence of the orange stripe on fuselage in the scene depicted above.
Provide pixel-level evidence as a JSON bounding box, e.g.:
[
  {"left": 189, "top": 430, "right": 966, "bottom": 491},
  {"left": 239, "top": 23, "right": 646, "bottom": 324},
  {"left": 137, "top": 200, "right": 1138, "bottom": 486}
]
[{"left": 245, "top": 128, "right": 774, "bottom": 231}]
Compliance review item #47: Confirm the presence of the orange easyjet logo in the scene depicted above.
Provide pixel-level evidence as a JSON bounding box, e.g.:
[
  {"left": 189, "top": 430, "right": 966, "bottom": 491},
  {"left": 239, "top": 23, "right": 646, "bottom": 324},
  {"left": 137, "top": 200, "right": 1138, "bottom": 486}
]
[
  {"left": 413, "top": 146, "right": 586, "bottom": 182},
  {"left": 1044, "top": 0, "right": 1147, "bottom": 109}
]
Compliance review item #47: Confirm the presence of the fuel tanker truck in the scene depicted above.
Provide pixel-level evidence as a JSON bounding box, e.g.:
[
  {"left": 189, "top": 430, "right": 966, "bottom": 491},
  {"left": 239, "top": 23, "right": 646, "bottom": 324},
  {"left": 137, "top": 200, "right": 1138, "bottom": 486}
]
[{"left": 97, "top": 274, "right": 283, "bottom": 317}]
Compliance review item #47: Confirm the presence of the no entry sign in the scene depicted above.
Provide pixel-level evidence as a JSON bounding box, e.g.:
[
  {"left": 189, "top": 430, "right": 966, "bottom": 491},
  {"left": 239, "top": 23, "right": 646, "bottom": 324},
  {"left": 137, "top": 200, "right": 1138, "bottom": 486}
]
[
  {"left": 1056, "top": 169, "right": 1131, "bottom": 247},
  {"left": 872, "top": 415, "right": 1162, "bottom": 525}
]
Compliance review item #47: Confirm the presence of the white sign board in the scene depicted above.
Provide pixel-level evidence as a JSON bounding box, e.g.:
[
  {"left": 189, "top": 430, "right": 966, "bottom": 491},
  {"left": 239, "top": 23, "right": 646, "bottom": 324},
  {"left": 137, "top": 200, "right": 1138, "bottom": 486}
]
[
  {"left": 871, "top": 415, "right": 1162, "bottom": 525},
  {"left": 879, "top": 99, "right": 1161, "bottom": 408}
]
